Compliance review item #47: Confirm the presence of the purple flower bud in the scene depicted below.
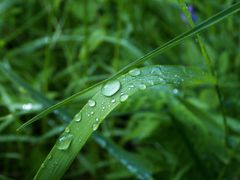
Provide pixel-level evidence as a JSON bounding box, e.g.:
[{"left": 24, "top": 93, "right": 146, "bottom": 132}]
[{"left": 180, "top": 5, "right": 198, "bottom": 24}]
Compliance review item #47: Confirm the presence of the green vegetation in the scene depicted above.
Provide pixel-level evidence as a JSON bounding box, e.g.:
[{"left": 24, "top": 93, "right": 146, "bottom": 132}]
[{"left": 0, "top": 0, "right": 240, "bottom": 179}]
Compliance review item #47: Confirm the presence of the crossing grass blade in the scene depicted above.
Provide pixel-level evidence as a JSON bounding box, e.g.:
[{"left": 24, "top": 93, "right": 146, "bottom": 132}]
[{"left": 16, "top": 2, "right": 240, "bottom": 131}]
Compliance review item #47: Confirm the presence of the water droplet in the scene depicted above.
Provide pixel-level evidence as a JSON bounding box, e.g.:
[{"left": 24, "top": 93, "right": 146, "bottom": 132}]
[
  {"left": 96, "top": 117, "right": 99, "bottom": 122},
  {"left": 129, "top": 68, "right": 141, "bottom": 76},
  {"left": 151, "top": 67, "right": 161, "bottom": 74},
  {"left": 102, "top": 106, "right": 105, "bottom": 110},
  {"left": 139, "top": 84, "right": 146, "bottom": 90},
  {"left": 65, "top": 127, "right": 70, "bottom": 133},
  {"left": 101, "top": 80, "right": 121, "bottom": 97},
  {"left": 120, "top": 94, "right": 128, "bottom": 102},
  {"left": 159, "top": 77, "right": 164, "bottom": 82},
  {"left": 75, "top": 113, "right": 82, "bottom": 122},
  {"left": 90, "top": 111, "right": 94, "bottom": 115},
  {"left": 172, "top": 88, "right": 179, "bottom": 94},
  {"left": 111, "top": 98, "right": 116, "bottom": 103},
  {"left": 88, "top": 99, "right": 96, "bottom": 107},
  {"left": 56, "top": 134, "right": 74, "bottom": 150},
  {"left": 148, "top": 80, "right": 154, "bottom": 85},
  {"left": 92, "top": 123, "right": 99, "bottom": 131}
]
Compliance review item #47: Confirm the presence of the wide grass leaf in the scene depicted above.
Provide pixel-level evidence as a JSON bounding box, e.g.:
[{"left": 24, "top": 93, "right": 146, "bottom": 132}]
[{"left": 33, "top": 65, "right": 215, "bottom": 180}]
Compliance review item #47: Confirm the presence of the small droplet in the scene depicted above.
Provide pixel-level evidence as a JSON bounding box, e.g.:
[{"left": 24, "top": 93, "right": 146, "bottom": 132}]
[
  {"left": 172, "top": 88, "right": 179, "bottom": 94},
  {"left": 101, "top": 80, "right": 121, "bottom": 97},
  {"left": 92, "top": 123, "right": 99, "bottom": 131},
  {"left": 56, "top": 134, "right": 73, "bottom": 150},
  {"left": 96, "top": 117, "right": 99, "bottom": 122},
  {"left": 129, "top": 68, "right": 141, "bottom": 76},
  {"left": 111, "top": 98, "right": 116, "bottom": 103},
  {"left": 102, "top": 106, "right": 105, "bottom": 110},
  {"left": 120, "top": 94, "right": 128, "bottom": 102},
  {"left": 90, "top": 111, "right": 94, "bottom": 115},
  {"left": 139, "top": 84, "right": 146, "bottom": 90},
  {"left": 88, "top": 99, "right": 96, "bottom": 107},
  {"left": 148, "top": 80, "right": 154, "bottom": 86},
  {"left": 65, "top": 127, "right": 70, "bottom": 133},
  {"left": 159, "top": 78, "right": 164, "bottom": 82},
  {"left": 75, "top": 113, "right": 82, "bottom": 122},
  {"left": 151, "top": 67, "right": 162, "bottom": 75}
]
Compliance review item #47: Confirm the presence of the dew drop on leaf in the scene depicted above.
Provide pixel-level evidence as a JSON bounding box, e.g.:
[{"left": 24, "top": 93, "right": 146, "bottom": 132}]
[
  {"left": 74, "top": 113, "right": 82, "bottom": 122},
  {"left": 139, "top": 84, "right": 146, "bottom": 90},
  {"left": 151, "top": 67, "right": 161, "bottom": 74},
  {"left": 65, "top": 127, "right": 70, "bottom": 133},
  {"left": 92, "top": 123, "right": 99, "bottom": 131},
  {"left": 111, "top": 98, "right": 116, "bottom": 103},
  {"left": 101, "top": 80, "right": 121, "bottom": 97},
  {"left": 96, "top": 117, "right": 99, "bottom": 122},
  {"left": 88, "top": 99, "right": 96, "bottom": 107},
  {"left": 172, "top": 88, "right": 179, "bottom": 94},
  {"left": 120, "top": 94, "right": 128, "bottom": 102},
  {"left": 56, "top": 134, "right": 73, "bottom": 150},
  {"left": 129, "top": 68, "right": 141, "bottom": 76}
]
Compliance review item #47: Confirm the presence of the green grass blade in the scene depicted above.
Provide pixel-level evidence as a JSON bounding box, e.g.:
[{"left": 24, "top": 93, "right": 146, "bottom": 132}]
[
  {"left": 93, "top": 132, "right": 154, "bottom": 180},
  {"left": 15, "top": 2, "right": 240, "bottom": 130},
  {"left": 33, "top": 65, "right": 215, "bottom": 180},
  {"left": 0, "top": 62, "right": 154, "bottom": 179}
]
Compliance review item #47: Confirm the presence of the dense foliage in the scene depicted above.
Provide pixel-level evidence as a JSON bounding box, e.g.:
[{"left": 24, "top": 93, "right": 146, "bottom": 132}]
[{"left": 0, "top": 0, "right": 240, "bottom": 179}]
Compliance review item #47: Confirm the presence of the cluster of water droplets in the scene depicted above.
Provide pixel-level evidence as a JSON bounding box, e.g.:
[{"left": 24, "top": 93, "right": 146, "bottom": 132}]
[{"left": 54, "top": 66, "right": 170, "bottom": 157}]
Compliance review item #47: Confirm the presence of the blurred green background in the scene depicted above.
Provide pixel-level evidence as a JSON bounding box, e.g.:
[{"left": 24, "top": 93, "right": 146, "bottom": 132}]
[{"left": 0, "top": 0, "right": 240, "bottom": 179}]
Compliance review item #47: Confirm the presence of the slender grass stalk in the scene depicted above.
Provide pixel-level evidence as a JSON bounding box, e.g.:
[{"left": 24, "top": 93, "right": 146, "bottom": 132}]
[
  {"left": 17, "top": 2, "right": 240, "bottom": 131},
  {"left": 178, "top": 0, "right": 229, "bottom": 147}
]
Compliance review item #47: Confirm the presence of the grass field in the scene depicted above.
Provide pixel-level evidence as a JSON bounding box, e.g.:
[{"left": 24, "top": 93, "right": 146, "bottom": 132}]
[{"left": 0, "top": 0, "right": 240, "bottom": 179}]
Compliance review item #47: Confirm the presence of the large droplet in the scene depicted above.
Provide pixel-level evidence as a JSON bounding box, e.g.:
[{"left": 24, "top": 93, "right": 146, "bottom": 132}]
[
  {"left": 88, "top": 99, "right": 96, "bottom": 107},
  {"left": 56, "top": 134, "right": 74, "bottom": 150},
  {"left": 101, "top": 80, "right": 121, "bottom": 97},
  {"left": 120, "top": 94, "right": 128, "bottom": 102},
  {"left": 75, "top": 113, "right": 82, "bottom": 122},
  {"left": 129, "top": 68, "right": 141, "bottom": 76}
]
